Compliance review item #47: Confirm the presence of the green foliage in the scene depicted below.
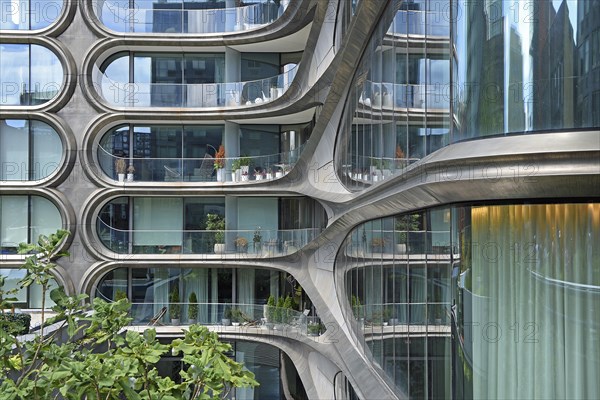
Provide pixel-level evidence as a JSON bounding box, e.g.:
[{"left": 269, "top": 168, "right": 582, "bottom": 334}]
[
  {"left": 0, "top": 313, "right": 31, "bottom": 335},
  {"left": 188, "top": 292, "right": 198, "bottom": 321},
  {"left": 395, "top": 214, "right": 420, "bottom": 243},
  {"left": 231, "top": 158, "right": 241, "bottom": 171},
  {"left": 351, "top": 295, "right": 362, "bottom": 318},
  {"left": 266, "top": 295, "right": 276, "bottom": 322},
  {"left": 275, "top": 297, "right": 285, "bottom": 324},
  {"left": 115, "top": 289, "right": 128, "bottom": 301},
  {"left": 206, "top": 213, "right": 225, "bottom": 244},
  {"left": 283, "top": 296, "right": 294, "bottom": 324},
  {"left": 0, "top": 230, "right": 258, "bottom": 399},
  {"left": 170, "top": 286, "right": 181, "bottom": 320},
  {"left": 239, "top": 156, "right": 251, "bottom": 167}
]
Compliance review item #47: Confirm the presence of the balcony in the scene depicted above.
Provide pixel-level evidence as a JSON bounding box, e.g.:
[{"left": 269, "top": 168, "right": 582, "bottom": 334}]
[
  {"left": 95, "top": 64, "right": 297, "bottom": 109},
  {"left": 98, "top": 145, "right": 304, "bottom": 183},
  {"left": 358, "top": 81, "right": 450, "bottom": 111},
  {"left": 93, "top": 0, "right": 290, "bottom": 35},
  {"left": 96, "top": 219, "right": 321, "bottom": 256}
]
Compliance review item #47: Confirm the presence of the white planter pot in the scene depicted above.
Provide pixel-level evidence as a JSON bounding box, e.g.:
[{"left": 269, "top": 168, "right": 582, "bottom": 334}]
[
  {"left": 275, "top": 171, "right": 283, "bottom": 178},
  {"left": 214, "top": 243, "right": 225, "bottom": 254},
  {"left": 241, "top": 175, "right": 249, "bottom": 182},
  {"left": 188, "top": 318, "right": 197, "bottom": 325},
  {"left": 117, "top": 173, "right": 125, "bottom": 182},
  {"left": 256, "top": 175, "right": 263, "bottom": 181},
  {"left": 171, "top": 318, "right": 180, "bottom": 326},
  {"left": 216, "top": 168, "right": 225, "bottom": 182},
  {"left": 241, "top": 166, "right": 249, "bottom": 175},
  {"left": 221, "top": 318, "right": 231, "bottom": 326},
  {"left": 395, "top": 244, "right": 407, "bottom": 254},
  {"left": 126, "top": 173, "right": 134, "bottom": 182},
  {"left": 266, "top": 173, "right": 273, "bottom": 179}
]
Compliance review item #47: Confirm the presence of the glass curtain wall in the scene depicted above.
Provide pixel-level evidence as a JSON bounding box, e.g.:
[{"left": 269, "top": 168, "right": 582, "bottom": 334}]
[
  {"left": 98, "top": 123, "right": 223, "bottom": 181},
  {"left": 0, "top": 119, "right": 62, "bottom": 181},
  {"left": 0, "top": 0, "right": 63, "bottom": 30},
  {"left": 155, "top": 340, "right": 308, "bottom": 400},
  {"left": 0, "top": 44, "right": 63, "bottom": 106},
  {"left": 96, "top": 266, "right": 304, "bottom": 326},
  {"left": 0, "top": 195, "right": 62, "bottom": 254},
  {"left": 0, "top": 268, "right": 57, "bottom": 308},
  {"left": 97, "top": 196, "right": 225, "bottom": 254},
  {"left": 339, "top": 202, "right": 600, "bottom": 398},
  {"left": 453, "top": 0, "right": 600, "bottom": 138},
  {"left": 337, "top": 0, "right": 450, "bottom": 188},
  {"left": 99, "top": 52, "right": 293, "bottom": 107}
]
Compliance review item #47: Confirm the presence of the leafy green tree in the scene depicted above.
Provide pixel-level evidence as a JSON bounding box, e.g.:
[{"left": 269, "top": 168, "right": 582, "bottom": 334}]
[{"left": 0, "top": 230, "right": 259, "bottom": 399}]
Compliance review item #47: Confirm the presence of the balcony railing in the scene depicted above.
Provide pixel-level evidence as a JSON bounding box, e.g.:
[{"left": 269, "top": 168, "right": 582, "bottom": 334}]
[
  {"left": 94, "top": 0, "right": 290, "bottom": 34},
  {"left": 96, "top": 219, "right": 322, "bottom": 255},
  {"left": 351, "top": 303, "right": 451, "bottom": 327},
  {"left": 98, "top": 144, "right": 304, "bottom": 183},
  {"left": 359, "top": 81, "right": 450, "bottom": 110},
  {"left": 344, "top": 156, "right": 421, "bottom": 184},
  {"left": 96, "top": 64, "right": 297, "bottom": 108}
]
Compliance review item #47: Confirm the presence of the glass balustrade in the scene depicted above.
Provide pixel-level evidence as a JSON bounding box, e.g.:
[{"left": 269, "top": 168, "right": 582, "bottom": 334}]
[
  {"left": 96, "top": 65, "right": 297, "bottom": 108},
  {"left": 98, "top": 144, "right": 304, "bottom": 183},
  {"left": 96, "top": 219, "right": 321, "bottom": 255},
  {"left": 93, "top": 0, "right": 290, "bottom": 34},
  {"left": 359, "top": 81, "right": 450, "bottom": 110},
  {"left": 343, "top": 155, "right": 421, "bottom": 184}
]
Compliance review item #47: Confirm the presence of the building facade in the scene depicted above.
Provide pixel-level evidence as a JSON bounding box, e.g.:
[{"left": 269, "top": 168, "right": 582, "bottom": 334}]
[{"left": 1, "top": 0, "right": 599, "bottom": 399}]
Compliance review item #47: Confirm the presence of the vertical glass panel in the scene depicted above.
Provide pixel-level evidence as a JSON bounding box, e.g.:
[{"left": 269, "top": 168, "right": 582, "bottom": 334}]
[
  {"left": 31, "top": 120, "right": 61, "bottom": 180},
  {"left": 30, "top": 196, "right": 61, "bottom": 242},
  {"left": 0, "top": 119, "right": 29, "bottom": 181},
  {"left": 0, "top": 268, "right": 27, "bottom": 302},
  {"left": 460, "top": 203, "right": 600, "bottom": 399},
  {"left": 0, "top": 0, "right": 27, "bottom": 30},
  {"left": 235, "top": 342, "right": 280, "bottom": 400},
  {"left": 183, "top": 268, "right": 209, "bottom": 323},
  {"left": 29, "top": 45, "right": 63, "bottom": 105},
  {"left": 29, "top": 0, "right": 63, "bottom": 30},
  {"left": 0, "top": 44, "right": 29, "bottom": 105},
  {"left": 0, "top": 195, "right": 28, "bottom": 251},
  {"left": 133, "top": 197, "right": 183, "bottom": 249},
  {"left": 454, "top": 0, "right": 600, "bottom": 138},
  {"left": 28, "top": 276, "right": 57, "bottom": 308}
]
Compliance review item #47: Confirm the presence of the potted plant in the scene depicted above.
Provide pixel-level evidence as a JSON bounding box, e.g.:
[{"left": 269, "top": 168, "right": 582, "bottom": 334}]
[
  {"left": 213, "top": 145, "right": 225, "bottom": 182},
  {"left": 231, "top": 158, "right": 241, "bottom": 182},
  {"left": 188, "top": 292, "right": 198, "bottom": 324},
  {"left": 253, "top": 226, "right": 262, "bottom": 253},
  {"left": 283, "top": 295, "right": 294, "bottom": 325},
  {"left": 206, "top": 213, "right": 225, "bottom": 254},
  {"left": 115, "top": 289, "right": 128, "bottom": 301},
  {"left": 307, "top": 322, "right": 322, "bottom": 336},
  {"left": 169, "top": 286, "right": 181, "bottom": 325},
  {"left": 126, "top": 164, "right": 135, "bottom": 182},
  {"left": 274, "top": 296, "right": 285, "bottom": 330},
  {"left": 241, "top": 170, "right": 249, "bottom": 182},
  {"left": 222, "top": 306, "right": 232, "bottom": 326},
  {"left": 239, "top": 156, "right": 251, "bottom": 176},
  {"left": 231, "top": 308, "right": 243, "bottom": 326},
  {"left": 265, "top": 168, "right": 273, "bottom": 180},
  {"left": 254, "top": 167, "right": 264, "bottom": 181},
  {"left": 371, "top": 237, "right": 387, "bottom": 253},
  {"left": 234, "top": 236, "right": 248, "bottom": 253},
  {"left": 115, "top": 158, "right": 126, "bottom": 182},
  {"left": 265, "top": 294, "right": 276, "bottom": 328},
  {"left": 395, "top": 214, "right": 419, "bottom": 254}
]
